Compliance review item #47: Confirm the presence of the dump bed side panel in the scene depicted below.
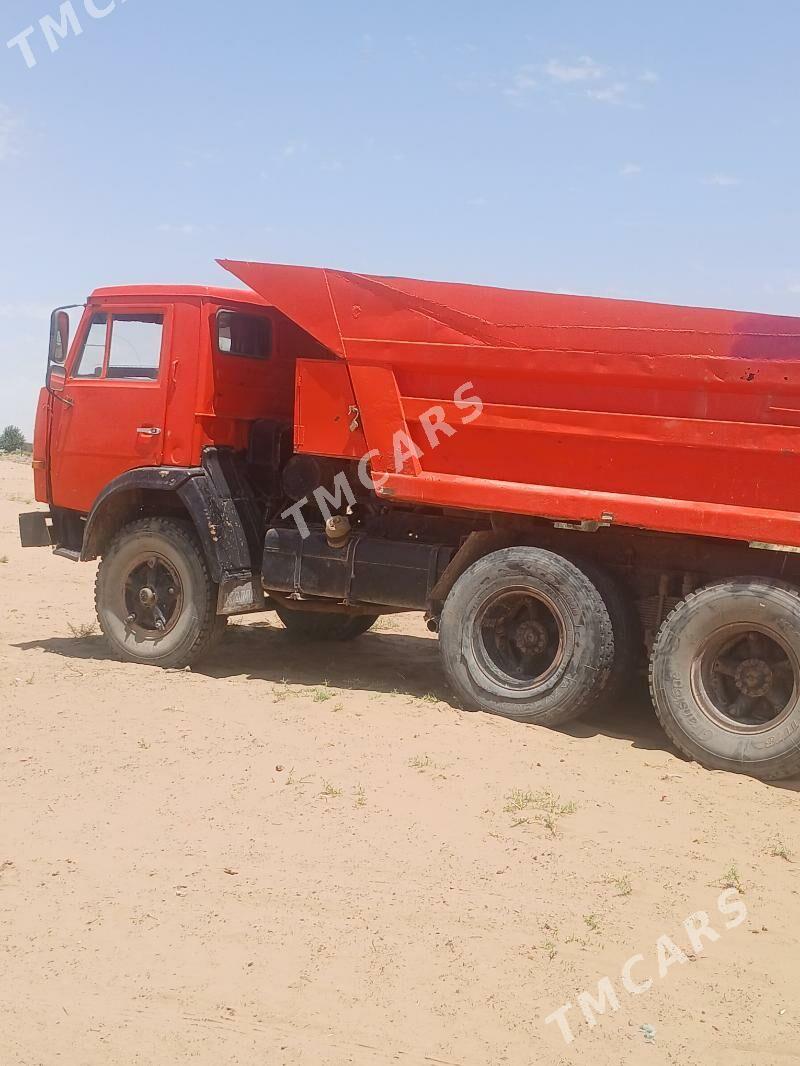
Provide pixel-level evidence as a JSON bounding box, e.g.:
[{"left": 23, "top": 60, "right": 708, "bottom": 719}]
[{"left": 223, "top": 260, "right": 800, "bottom": 547}]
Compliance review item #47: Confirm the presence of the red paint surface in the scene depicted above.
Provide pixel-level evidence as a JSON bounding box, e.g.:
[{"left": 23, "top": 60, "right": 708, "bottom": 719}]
[
  {"left": 223, "top": 260, "right": 800, "bottom": 547},
  {"left": 37, "top": 261, "right": 800, "bottom": 550}
]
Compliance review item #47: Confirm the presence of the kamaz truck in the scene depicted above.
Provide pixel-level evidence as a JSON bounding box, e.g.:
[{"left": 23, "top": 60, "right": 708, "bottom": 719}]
[{"left": 19, "top": 259, "right": 800, "bottom": 781}]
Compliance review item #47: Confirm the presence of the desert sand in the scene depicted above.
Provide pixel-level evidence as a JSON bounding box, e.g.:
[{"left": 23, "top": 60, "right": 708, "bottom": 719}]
[{"left": 1, "top": 456, "right": 798, "bottom": 1065}]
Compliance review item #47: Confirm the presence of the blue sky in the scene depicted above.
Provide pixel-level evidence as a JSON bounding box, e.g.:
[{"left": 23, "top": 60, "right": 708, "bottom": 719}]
[{"left": 1, "top": 0, "right": 799, "bottom": 435}]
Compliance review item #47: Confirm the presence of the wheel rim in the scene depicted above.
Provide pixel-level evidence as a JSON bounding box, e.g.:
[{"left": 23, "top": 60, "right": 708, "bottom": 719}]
[
  {"left": 472, "top": 587, "right": 570, "bottom": 692},
  {"left": 690, "top": 623, "right": 799, "bottom": 734},
  {"left": 122, "top": 552, "right": 184, "bottom": 638}
]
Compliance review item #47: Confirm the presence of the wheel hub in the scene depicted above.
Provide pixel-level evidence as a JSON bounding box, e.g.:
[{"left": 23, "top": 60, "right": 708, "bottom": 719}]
[
  {"left": 734, "top": 657, "right": 773, "bottom": 698},
  {"left": 694, "top": 626, "right": 798, "bottom": 732},
  {"left": 123, "top": 554, "right": 184, "bottom": 637},
  {"left": 513, "top": 619, "right": 549, "bottom": 656},
  {"left": 475, "top": 588, "right": 566, "bottom": 689}
]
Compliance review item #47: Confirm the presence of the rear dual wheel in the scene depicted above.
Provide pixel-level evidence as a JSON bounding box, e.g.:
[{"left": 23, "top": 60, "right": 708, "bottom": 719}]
[
  {"left": 650, "top": 579, "right": 800, "bottom": 781},
  {"left": 438, "top": 547, "right": 621, "bottom": 726},
  {"left": 441, "top": 551, "right": 800, "bottom": 779}
]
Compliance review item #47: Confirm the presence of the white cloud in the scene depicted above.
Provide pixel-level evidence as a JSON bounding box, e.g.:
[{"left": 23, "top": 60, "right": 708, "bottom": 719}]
[
  {"left": 702, "top": 174, "right": 742, "bottom": 187},
  {"left": 157, "top": 223, "right": 198, "bottom": 235},
  {"left": 544, "top": 56, "right": 605, "bottom": 83},
  {"left": 0, "top": 105, "right": 22, "bottom": 162},
  {"left": 787, "top": 282, "right": 800, "bottom": 295},
  {"left": 278, "top": 139, "right": 310, "bottom": 160},
  {"left": 405, "top": 35, "right": 425, "bottom": 61},
  {"left": 506, "top": 56, "right": 656, "bottom": 107},
  {"left": 587, "top": 82, "right": 629, "bottom": 105},
  {"left": 504, "top": 65, "right": 538, "bottom": 96},
  {"left": 620, "top": 162, "right": 643, "bottom": 177}
]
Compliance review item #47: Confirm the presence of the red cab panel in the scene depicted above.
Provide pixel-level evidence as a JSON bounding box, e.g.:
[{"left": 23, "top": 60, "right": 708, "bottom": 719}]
[{"left": 49, "top": 303, "right": 173, "bottom": 513}]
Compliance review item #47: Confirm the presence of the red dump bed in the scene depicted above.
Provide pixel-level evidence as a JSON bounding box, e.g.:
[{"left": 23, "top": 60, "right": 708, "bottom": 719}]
[{"left": 222, "top": 260, "right": 800, "bottom": 548}]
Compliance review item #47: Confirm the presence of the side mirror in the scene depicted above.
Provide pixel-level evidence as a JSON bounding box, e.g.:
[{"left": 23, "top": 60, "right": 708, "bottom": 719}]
[
  {"left": 47, "top": 363, "right": 67, "bottom": 394},
  {"left": 49, "top": 310, "right": 70, "bottom": 364}
]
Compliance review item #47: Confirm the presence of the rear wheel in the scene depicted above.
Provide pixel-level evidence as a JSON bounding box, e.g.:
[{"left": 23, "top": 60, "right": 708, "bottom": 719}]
[
  {"left": 438, "top": 547, "right": 614, "bottom": 726},
  {"left": 274, "top": 606, "right": 379, "bottom": 641},
  {"left": 577, "top": 561, "right": 644, "bottom": 708},
  {"left": 95, "top": 518, "right": 226, "bottom": 668},
  {"left": 650, "top": 579, "right": 800, "bottom": 780}
]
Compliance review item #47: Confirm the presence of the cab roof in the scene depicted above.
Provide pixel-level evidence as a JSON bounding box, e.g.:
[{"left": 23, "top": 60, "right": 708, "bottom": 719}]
[{"left": 89, "top": 284, "right": 269, "bottom": 306}]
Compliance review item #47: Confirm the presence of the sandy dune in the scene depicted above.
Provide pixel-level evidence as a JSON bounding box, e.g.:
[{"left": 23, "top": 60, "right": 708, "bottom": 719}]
[{"left": 1, "top": 457, "right": 798, "bottom": 1065}]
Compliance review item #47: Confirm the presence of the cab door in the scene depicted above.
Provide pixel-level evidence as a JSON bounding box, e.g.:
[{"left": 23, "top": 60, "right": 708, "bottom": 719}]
[{"left": 50, "top": 306, "right": 173, "bottom": 513}]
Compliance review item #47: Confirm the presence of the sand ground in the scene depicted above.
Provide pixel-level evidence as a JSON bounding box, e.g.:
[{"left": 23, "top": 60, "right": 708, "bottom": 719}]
[{"left": 1, "top": 456, "right": 798, "bottom": 1065}]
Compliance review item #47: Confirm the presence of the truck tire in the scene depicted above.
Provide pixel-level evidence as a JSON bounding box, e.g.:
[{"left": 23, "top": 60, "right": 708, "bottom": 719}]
[
  {"left": 438, "top": 547, "right": 614, "bottom": 726},
  {"left": 576, "top": 561, "right": 644, "bottom": 710},
  {"left": 95, "top": 518, "right": 226, "bottom": 669},
  {"left": 274, "top": 606, "right": 378, "bottom": 642},
  {"left": 650, "top": 579, "right": 800, "bottom": 780}
]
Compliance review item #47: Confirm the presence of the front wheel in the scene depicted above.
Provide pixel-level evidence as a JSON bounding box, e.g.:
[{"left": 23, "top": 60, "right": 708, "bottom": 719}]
[
  {"left": 438, "top": 547, "right": 615, "bottom": 726},
  {"left": 650, "top": 579, "right": 800, "bottom": 780},
  {"left": 95, "top": 518, "right": 226, "bottom": 669}
]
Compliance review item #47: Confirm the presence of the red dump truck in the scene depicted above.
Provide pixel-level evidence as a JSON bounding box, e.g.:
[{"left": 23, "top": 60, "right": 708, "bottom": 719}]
[{"left": 19, "top": 260, "right": 800, "bottom": 780}]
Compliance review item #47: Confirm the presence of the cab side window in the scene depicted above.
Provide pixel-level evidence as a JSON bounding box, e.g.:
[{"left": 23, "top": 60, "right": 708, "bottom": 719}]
[
  {"left": 70, "top": 313, "right": 164, "bottom": 381},
  {"left": 217, "top": 311, "right": 271, "bottom": 360},
  {"left": 73, "top": 315, "right": 108, "bottom": 378},
  {"left": 107, "top": 315, "right": 164, "bottom": 380}
]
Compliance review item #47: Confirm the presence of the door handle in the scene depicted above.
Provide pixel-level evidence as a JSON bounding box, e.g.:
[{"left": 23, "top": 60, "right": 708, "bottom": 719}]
[{"left": 136, "top": 426, "right": 162, "bottom": 437}]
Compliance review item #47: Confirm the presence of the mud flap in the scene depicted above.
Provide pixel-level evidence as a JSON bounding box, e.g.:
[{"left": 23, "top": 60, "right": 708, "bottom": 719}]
[
  {"left": 18, "top": 511, "right": 52, "bottom": 548},
  {"left": 217, "top": 570, "right": 265, "bottom": 615}
]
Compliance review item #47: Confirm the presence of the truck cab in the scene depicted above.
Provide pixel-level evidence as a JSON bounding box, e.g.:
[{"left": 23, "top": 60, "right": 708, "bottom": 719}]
[
  {"left": 23, "top": 281, "right": 354, "bottom": 651},
  {"left": 34, "top": 285, "right": 294, "bottom": 516}
]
